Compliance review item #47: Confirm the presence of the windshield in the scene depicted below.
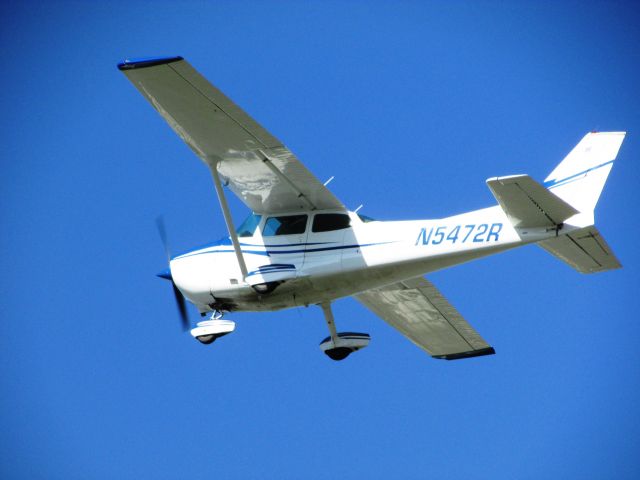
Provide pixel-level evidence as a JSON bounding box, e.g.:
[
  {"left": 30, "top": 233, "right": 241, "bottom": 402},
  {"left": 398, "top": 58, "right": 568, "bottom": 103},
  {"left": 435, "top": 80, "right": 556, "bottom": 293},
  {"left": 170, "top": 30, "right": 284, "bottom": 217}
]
[
  {"left": 357, "top": 213, "right": 376, "bottom": 223},
  {"left": 236, "top": 213, "right": 262, "bottom": 237}
]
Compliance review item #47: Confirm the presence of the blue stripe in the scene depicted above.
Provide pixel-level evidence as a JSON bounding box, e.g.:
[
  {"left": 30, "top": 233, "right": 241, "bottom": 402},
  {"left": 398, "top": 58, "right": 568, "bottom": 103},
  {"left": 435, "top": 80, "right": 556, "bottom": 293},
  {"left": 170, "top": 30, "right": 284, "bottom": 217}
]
[
  {"left": 256, "top": 263, "right": 295, "bottom": 269},
  {"left": 117, "top": 56, "right": 183, "bottom": 70},
  {"left": 175, "top": 249, "right": 270, "bottom": 260},
  {"left": 544, "top": 160, "right": 614, "bottom": 189},
  {"left": 254, "top": 264, "right": 295, "bottom": 272},
  {"left": 172, "top": 238, "right": 336, "bottom": 259},
  {"left": 174, "top": 241, "right": 391, "bottom": 260},
  {"left": 246, "top": 270, "right": 295, "bottom": 277},
  {"left": 246, "top": 268, "right": 297, "bottom": 277},
  {"left": 266, "top": 242, "right": 391, "bottom": 255},
  {"left": 118, "top": 56, "right": 183, "bottom": 70},
  {"left": 243, "top": 241, "right": 333, "bottom": 247}
]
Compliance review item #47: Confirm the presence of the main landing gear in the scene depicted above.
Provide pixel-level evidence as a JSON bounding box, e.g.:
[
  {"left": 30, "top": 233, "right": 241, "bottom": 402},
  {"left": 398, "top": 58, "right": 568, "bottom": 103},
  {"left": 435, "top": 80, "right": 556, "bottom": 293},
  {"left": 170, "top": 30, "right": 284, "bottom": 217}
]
[
  {"left": 190, "top": 311, "right": 235, "bottom": 345},
  {"left": 318, "top": 302, "right": 370, "bottom": 361}
]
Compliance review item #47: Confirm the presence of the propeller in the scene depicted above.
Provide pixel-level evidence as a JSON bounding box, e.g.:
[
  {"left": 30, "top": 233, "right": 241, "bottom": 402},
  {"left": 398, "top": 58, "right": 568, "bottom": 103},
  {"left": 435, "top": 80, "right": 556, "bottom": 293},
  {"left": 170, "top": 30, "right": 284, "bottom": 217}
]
[
  {"left": 171, "top": 282, "right": 189, "bottom": 331},
  {"left": 156, "top": 216, "right": 190, "bottom": 331}
]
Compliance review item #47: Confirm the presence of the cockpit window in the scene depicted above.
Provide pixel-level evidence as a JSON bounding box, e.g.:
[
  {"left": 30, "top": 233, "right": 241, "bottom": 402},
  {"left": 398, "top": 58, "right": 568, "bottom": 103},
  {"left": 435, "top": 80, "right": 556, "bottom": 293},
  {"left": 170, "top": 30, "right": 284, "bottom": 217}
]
[
  {"left": 312, "top": 213, "right": 351, "bottom": 232},
  {"left": 357, "top": 213, "right": 376, "bottom": 223},
  {"left": 236, "top": 213, "right": 262, "bottom": 237},
  {"left": 263, "top": 215, "right": 308, "bottom": 236}
]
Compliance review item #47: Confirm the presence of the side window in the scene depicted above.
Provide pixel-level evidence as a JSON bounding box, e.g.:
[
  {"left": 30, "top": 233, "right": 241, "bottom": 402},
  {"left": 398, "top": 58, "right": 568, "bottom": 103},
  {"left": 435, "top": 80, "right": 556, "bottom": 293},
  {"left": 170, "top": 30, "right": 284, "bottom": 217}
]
[
  {"left": 263, "top": 215, "right": 308, "bottom": 236},
  {"left": 236, "top": 214, "right": 262, "bottom": 237},
  {"left": 312, "top": 213, "right": 351, "bottom": 233}
]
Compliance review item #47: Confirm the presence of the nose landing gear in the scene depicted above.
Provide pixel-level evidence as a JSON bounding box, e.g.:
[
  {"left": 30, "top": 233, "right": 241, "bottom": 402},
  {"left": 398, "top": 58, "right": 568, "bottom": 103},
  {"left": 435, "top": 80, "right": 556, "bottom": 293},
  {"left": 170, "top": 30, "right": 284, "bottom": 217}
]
[{"left": 318, "top": 302, "right": 370, "bottom": 361}]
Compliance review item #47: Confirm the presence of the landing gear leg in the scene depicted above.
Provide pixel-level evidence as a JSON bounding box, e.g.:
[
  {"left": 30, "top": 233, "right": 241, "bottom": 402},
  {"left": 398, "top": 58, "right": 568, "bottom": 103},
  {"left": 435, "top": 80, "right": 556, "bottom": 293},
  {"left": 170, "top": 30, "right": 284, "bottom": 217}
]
[
  {"left": 321, "top": 302, "right": 340, "bottom": 346},
  {"left": 318, "top": 302, "right": 370, "bottom": 361}
]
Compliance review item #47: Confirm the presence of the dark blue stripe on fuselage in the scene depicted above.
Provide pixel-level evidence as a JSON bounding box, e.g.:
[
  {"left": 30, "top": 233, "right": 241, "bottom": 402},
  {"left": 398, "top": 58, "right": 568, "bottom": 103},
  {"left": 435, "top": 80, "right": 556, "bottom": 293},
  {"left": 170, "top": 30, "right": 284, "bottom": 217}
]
[
  {"left": 175, "top": 249, "right": 270, "bottom": 259},
  {"left": 253, "top": 264, "right": 296, "bottom": 272},
  {"left": 171, "top": 238, "right": 335, "bottom": 260},
  {"left": 174, "top": 241, "right": 390, "bottom": 260},
  {"left": 246, "top": 267, "right": 297, "bottom": 277},
  {"left": 265, "top": 242, "right": 386, "bottom": 255}
]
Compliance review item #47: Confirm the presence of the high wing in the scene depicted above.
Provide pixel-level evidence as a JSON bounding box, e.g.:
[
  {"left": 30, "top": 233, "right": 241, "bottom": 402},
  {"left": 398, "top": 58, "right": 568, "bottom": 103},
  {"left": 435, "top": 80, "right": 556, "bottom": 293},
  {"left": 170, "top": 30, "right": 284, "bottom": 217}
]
[
  {"left": 119, "top": 56, "right": 344, "bottom": 214},
  {"left": 354, "top": 277, "right": 495, "bottom": 360}
]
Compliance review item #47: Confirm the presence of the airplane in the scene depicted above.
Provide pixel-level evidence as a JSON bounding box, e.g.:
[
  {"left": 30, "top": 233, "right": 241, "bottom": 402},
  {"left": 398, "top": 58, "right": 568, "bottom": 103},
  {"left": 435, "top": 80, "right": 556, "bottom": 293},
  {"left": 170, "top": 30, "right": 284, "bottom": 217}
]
[{"left": 118, "top": 56, "right": 625, "bottom": 361}]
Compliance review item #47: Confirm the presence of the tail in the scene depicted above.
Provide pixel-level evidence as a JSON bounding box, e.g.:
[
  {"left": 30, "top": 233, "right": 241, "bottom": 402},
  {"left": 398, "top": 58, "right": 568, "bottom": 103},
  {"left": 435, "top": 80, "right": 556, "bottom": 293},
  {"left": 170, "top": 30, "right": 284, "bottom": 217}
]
[
  {"left": 543, "top": 131, "right": 626, "bottom": 221},
  {"left": 539, "top": 131, "right": 626, "bottom": 273},
  {"left": 486, "top": 132, "right": 625, "bottom": 273}
]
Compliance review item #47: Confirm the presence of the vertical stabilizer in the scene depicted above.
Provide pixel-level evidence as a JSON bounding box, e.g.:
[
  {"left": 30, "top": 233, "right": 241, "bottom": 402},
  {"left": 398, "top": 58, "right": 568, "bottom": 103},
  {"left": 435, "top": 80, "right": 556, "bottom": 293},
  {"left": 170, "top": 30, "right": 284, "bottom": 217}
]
[{"left": 544, "top": 132, "right": 625, "bottom": 215}]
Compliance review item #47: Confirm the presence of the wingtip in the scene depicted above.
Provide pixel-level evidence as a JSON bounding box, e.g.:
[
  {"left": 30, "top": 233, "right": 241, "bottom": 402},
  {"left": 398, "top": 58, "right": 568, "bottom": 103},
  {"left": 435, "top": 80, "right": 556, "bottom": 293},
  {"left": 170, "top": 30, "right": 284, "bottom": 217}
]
[
  {"left": 117, "top": 55, "right": 183, "bottom": 71},
  {"left": 588, "top": 130, "right": 627, "bottom": 137},
  {"left": 432, "top": 346, "right": 496, "bottom": 360}
]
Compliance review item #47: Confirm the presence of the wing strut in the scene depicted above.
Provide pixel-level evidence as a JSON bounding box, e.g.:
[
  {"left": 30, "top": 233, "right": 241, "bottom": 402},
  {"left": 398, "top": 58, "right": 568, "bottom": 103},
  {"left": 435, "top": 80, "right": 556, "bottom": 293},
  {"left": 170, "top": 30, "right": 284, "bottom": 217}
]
[{"left": 210, "top": 162, "right": 249, "bottom": 280}]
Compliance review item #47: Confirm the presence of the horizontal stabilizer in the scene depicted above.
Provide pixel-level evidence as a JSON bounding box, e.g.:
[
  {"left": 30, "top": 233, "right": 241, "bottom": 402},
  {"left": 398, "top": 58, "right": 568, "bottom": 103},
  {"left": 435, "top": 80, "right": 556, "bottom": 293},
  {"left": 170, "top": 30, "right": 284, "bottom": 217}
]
[
  {"left": 538, "top": 226, "right": 621, "bottom": 273},
  {"left": 487, "top": 174, "right": 579, "bottom": 228}
]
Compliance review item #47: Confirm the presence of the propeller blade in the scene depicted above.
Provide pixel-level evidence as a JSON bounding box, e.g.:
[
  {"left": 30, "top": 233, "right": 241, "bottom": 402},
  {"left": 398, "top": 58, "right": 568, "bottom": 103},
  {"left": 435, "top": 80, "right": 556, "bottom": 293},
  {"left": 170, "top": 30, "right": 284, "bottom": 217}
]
[
  {"left": 155, "top": 216, "right": 189, "bottom": 331},
  {"left": 155, "top": 215, "right": 171, "bottom": 261},
  {"left": 172, "top": 281, "right": 190, "bottom": 331}
]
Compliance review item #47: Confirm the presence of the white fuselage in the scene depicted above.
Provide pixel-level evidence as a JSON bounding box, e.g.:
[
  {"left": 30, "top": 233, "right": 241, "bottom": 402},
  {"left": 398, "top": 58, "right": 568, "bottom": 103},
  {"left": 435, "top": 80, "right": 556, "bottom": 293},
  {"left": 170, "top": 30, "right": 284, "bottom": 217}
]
[{"left": 169, "top": 206, "right": 572, "bottom": 314}]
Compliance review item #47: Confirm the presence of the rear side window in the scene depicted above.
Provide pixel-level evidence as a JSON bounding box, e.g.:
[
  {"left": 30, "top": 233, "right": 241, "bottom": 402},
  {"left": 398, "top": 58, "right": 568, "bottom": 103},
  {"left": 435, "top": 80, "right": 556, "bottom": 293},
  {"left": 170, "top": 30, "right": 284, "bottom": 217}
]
[
  {"left": 312, "top": 213, "right": 351, "bottom": 232},
  {"left": 236, "top": 213, "right": 262, "bottom": 237},
  {"left": 263, "top": 215, "right": 308, "bottom": 236}
]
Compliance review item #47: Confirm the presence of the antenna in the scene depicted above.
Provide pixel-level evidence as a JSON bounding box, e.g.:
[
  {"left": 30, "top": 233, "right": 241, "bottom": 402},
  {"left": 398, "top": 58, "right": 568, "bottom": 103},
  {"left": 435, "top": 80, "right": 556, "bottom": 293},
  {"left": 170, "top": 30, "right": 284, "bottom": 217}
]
[
  {"left": 354, "top": 204, "right": 363, "bottom": 213},
  {"left": 323, "top": 176, "right": 335, "bottom": 186}
]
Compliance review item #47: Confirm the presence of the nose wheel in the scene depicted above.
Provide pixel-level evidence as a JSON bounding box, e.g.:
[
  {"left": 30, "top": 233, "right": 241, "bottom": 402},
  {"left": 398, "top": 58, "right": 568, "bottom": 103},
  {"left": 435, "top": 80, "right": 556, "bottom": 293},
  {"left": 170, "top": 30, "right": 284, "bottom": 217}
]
[
  {"left": 191, "top": 314, "right": 235, "bottom": 345},
  {"left": 195, "top": 334, "right": 218, "bottom": 345},
  {"left": 318, "top": 302, "right": 370, "bottom": 361}
]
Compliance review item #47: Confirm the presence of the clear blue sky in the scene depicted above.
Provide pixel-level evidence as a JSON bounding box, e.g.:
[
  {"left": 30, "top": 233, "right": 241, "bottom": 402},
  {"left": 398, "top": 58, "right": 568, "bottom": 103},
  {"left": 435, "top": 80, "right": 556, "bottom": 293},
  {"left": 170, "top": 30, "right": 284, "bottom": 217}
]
[{"left": 2, "top": 1, "right": 639, "bottom": 478}]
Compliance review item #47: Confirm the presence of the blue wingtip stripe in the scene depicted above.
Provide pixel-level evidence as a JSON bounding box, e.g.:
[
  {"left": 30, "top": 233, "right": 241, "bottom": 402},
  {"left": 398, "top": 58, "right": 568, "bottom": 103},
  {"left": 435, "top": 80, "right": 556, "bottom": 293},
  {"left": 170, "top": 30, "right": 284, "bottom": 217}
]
[{"left": 117, "top": 56, "right": 183, "bottom": 71}]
